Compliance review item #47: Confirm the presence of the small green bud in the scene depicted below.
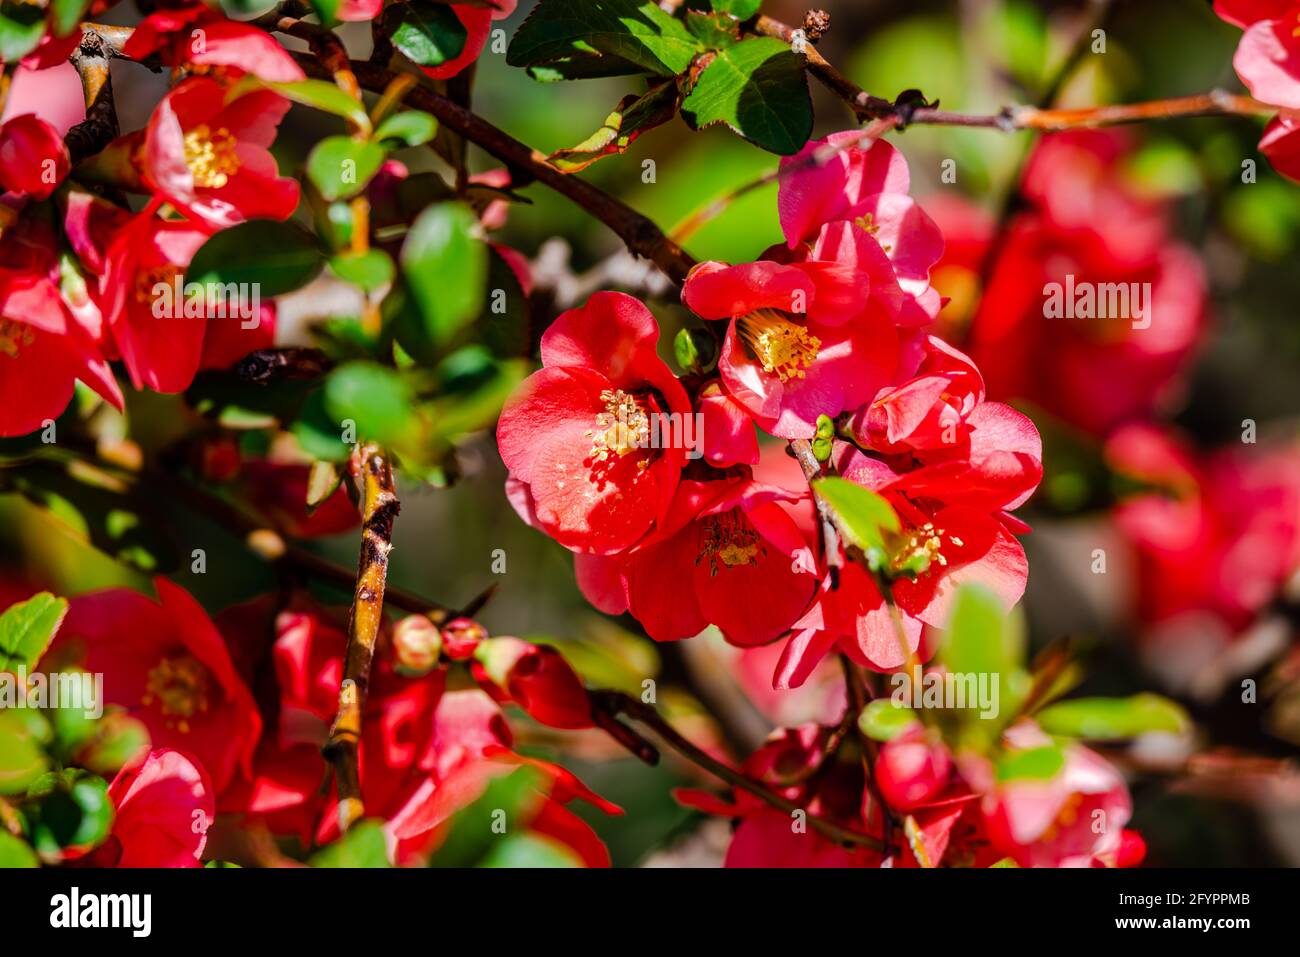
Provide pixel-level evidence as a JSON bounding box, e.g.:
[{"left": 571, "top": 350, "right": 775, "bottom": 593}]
[{"left": 673, "top": 328, "right": 718, "bottom": 374}]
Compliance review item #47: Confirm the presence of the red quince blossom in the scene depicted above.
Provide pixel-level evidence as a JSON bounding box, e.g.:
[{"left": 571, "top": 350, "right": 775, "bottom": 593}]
[
  {"left": 497, "top": 291, "right": 692, "bottom": 554},
  {"left": 472, "top": 636, "right": 594, "bottom": 729},
  {"left": 0, "top": 114, "right": 70, "bottom": 199},
  {"left": 962, "top": 131, "right": 1207, "bottom": 435},
  {"left": 967, "top": 722, "right": 1135, "bottom": 867},
  {"left": 235, "top": 461, "right": 361, "bottom": 539},
  {"left": 86, "top": 749, "right": 215, "bottom": 868},
  {"left": 874, "top": 726, "right": 953, "bottom": 811},
  {"left": 683, "top": 250, "right": 901, "bottom": 440},
  {"left": 1107, "top": 425, "right": 1300, "bottom": 647},
  {"left": 0, "top": 215, "right": 123, "bottom": 437},
  {"left": 123, "top": 6, "right": 306, "bottom": 83},
  {"left": 97, "top": 210, "right": 212, "bottom": 393},
  {"left": 49, "top": 579, "right": 262, "bottom": 794},
  {"left": 130, "top": 77, "right": 299, "bottom": 229},
  {"left": 575, "top": 473, "right": 817, "bottom": 646}
]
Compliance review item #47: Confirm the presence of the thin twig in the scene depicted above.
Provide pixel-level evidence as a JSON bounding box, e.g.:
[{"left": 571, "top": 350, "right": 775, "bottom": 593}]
[
  {"left": 790, "top": 438, "right": 842, "bottom": 586},
  {"left": 65, "top": 29, "right": 120, "bottom": 163},
  {"left": 324, "top": 443, "right": 399, "bottom": 832},
  {"left": 592, "top": 690, "right": 884, "bottom": 850}
]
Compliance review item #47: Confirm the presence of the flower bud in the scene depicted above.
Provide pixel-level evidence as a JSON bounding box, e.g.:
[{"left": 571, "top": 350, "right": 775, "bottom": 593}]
[
  {"left": 441, "top": 617, "right": 487, "bottom": 661},
  {"left": 874, "top": 732, "right": 952, "bottom": 811},
  {"left": 392, "top": 614, "right": 443, "bottom": 676},
  {"left": 673, "top": 327, "right": 717, "bottom": 375},
  {"left": 474, "top": 637, "right": 593, "bottom": 729}
]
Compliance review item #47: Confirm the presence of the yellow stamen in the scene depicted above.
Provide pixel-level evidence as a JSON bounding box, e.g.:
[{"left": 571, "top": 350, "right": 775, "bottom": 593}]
[
  {"left": 736, "top": 309, "right": 821, "bottom": 382},
  {"left": 183, "top": 124, "right": 240, "bottom": 189},
  {"left": 586, "top": 388, "right": 650, "bottom": 462},
  {"left": 142, "top": 654, "right": 211, "bottom": 733},
  {"left": 697, "top": 509, "right": 765, "bottom": 575},
  {"left": 0, "top": 318, "right": 35, "bottom": 359}
]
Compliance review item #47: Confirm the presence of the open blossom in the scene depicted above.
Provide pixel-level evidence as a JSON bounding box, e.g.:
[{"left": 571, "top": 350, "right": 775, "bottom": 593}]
[
  {"left": 575, "top": 473, "right": 817, "bottom": 646},
  {"left": 0, "top": 114, "right": 70, "bottom": 199},
  {"left": 124, "top": 77, "right": 300, "bottom": 229},
  {"left": 0, "top": 215, "right": 122, "bottom": 437},
  {"left": 85, "top": 749, "right": 215, "bottom": 868},
  {"left": 49, "top": 579, "right": 261, "bottom": 795},
  {"left": 1214, "top": 1, "right": 1300, "bottom": 180},
  {"left": 962, "top": 131, "right": 1206, "bottom": 435},
  {"left": 123, "top": 5, "right": 306, "bottom": 83},
  {"left": 498, "top": 291, "right": 692, "bottom": 555}
]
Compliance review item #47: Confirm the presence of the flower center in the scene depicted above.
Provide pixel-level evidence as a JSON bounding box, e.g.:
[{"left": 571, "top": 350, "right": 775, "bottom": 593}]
[
  {"left": 697, "top": 509, "right": 765, "bottom": 574},
  {"left": 587, "top": 388, "right": 651, "bottom": 462},
  {"left": 0, "top": 318, "right": 35, "bottom": 359},
  {"left": 183, "top": 124, "right": 240, "bottom": 189},
  {"left": 736, "top": 309, "right": 821, "bottom": 382},
  {"left": 142, "top": 653, "right": 211, "bottom": 732},
  {"left": 134, "top": 264, "right": 183, "bottom": 304},
  {"left": 889, "top": 521, "right": 963, "bottom": 577}
]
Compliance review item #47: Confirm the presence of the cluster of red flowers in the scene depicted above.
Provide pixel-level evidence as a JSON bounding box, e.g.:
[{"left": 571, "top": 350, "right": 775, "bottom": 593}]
[
  {"left": 42, "top": 578, "right": 612, "bottom": 867},
  {"left": 496, "top": 133, "right": 1152, "bottom": 866}
]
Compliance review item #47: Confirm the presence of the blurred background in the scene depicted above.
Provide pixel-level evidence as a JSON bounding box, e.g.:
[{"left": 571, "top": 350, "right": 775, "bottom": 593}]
[{"left": 5, "top": 0, "right": 1300, "bottom": 865}]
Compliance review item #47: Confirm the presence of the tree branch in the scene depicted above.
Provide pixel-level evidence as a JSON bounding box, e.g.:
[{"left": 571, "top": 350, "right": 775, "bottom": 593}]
[{"left": 324, "top": 443, "right": 399, "bottom": 832}]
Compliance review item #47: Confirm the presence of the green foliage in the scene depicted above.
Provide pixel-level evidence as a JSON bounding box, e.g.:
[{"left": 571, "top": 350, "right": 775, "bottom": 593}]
[
  {"left": 811, "top": 477, "right": 900, "bottom": 569},
  {"left": 0, "top": 593, "right": 67, "bottom": 673},
  {"left": 709, "top": 0, "right": 761, "bottom": 20},
  {"left": 0, "top": 830, "right": 38, "bottom": 868},
  {"left": 858, "top": 699, "right": 921, "bottom": 742},
  {"left": 373, "top": 110, "right": 439, "bottom": 148},
  {"left": 307, "top": 137, "right": 387, "bottom": 202},
  {"left": 680, "top": 37, "right": 812, "bottom": 155},
  {"left": 995, "top": 744, "right": 1065, "bottom": 783},
  {"left": 24, "top": 770, "right": 114, "bottom": 860},
  {"left": 323, "top": 362, "right": 419, "bottom": 449},
  {"left": 0, "top": 710, "right": 51, "bottom": 796},
  {"left": 427, "top": 766, "right": 544, "bottom": 867},
  {"left": 0, "top": 3, "right": 46, "bottom": 63},
  {"left": 508, "top": 0, "right": 703, "bottom": 77},
  {"left": 387, "top": 0, "right": 468, "bottom": 67},
  {"left": 264, "top": 79, "right": 372, "bottom": 134},
  {"left": 310, "top": 820, "right": 391, "bottom": 867},
  {"left": 400, "top": 203, "right": 488, "bottom": 355},
  {"left": 187, "top": 221, "right": 325, "bottom": 298},
  {"left": 548, "top": 82, "right": 680, "bottom": 172},
  {"left": 329, "top": 249, "right": 396, "bottom": 293},
  {"left": 1036, "top": 694, "right": 1190, "bottom": 740}
]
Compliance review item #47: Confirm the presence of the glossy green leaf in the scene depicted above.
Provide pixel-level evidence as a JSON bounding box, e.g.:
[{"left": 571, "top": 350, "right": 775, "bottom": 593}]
[
  {"left": 0, "top": 710, "right": 50, "bottom": 796},
  {"left": 0, "top": 831, "right": 37, "bottom": 868},
  {"left": 400, "top": 202, "right": 487, "bottom": 353},
  {"left": 709, "top": 0, "right": 761, "bottom": 19},
  {"left": 508, "top": 0, "right": 703, "bottom": 76},
  {"left": 1036, "top": 694, "right": 1190, "bottom": 740},
  {"left": 329, "top": 249, "right": 395, "bottom": 293},
  {"left": 680, "top": 37, "right": 812, "bottom": 155},
  {"left": 478, "top": 833, "right": 582, "bottom": 868},
  {"left": 322, "top": 361, "right": 417, "bottom": 448},
  {"left": 387, "top": 0, "right": 468, "bottom": 67},
  {"left": 266, "top": 79, "right": 371, "bottom": 134},
  {"left": 812, "top": 476, "right": 899, "bottom": 559},
  {"left": 307, "top": 136, "right": 387, "bottom": 201},
  {"left": 187, "top": 220, "right": 324, "bottom": 298},
  {"left": 373, "top": 110, "right": 438, "bottom": 148},
  {"left": 310, "top": 820, "right": 391, "bottom": 867},
  {"left": 995, "top": 744, "right": 1065, "bottom": 783},
  {"left": 547, "top": 82, "right": 679, "bottom": 173},
  {"left": 0, "top": 592, "right": 67, "bottom": 673}
]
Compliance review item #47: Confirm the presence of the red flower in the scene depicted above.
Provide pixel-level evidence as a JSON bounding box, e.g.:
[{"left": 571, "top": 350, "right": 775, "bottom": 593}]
[
  {"left": 963, "top": 132, "right": 1206, "bottom": 435},
  {"left": 0, "top": 114, "right": 70, "bottom": 199},
  {"left": 472, "top": 637, "right": 594, "bottom": 729},
  {"left": 98, "top": 210, "right": 211, "bottom": 393},
  {"left": 137, "top": 77, "right": 300, "bottom": 229},
  {"left": 92, "top": 749, "right": 215, "bottom": 868},
  {"left": 123, "top": 6, "right": 306, "bottom": 83},
  {"left": 874, "top": 727, "right": 953, "bottom": 811},
  {"left": 50, "top": 579, "right": 262, "bottom": 794},
  {"left": 575, "top": 475, "right": 817, "bottom": 646},
  {"left": 0, "top": 216, "right": 122, "bottom": 437},
  {"left": 683, "top": 252, "right": 900, "bottom": 439},
  {"left": 498, "top": 291, "right": 692, "bottom": 554},
  {"left": 235, "top": 461, "right": 360, "bottom": 539}
]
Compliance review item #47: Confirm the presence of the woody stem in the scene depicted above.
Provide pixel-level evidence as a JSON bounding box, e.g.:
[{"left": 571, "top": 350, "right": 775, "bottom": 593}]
[{"left": 323, "top": 443, "right": 400, "bottom": 832}]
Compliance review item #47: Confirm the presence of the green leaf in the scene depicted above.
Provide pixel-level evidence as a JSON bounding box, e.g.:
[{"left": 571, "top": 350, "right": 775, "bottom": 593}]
[
  {"left": 293, "top": 389, "right": 353, "bottom": 463},
  {"left": 428, "top": 766, "right": 543, "bottom": 867},
  {"left": 811, "top": 476, "right": 899, "bottom": 561},
  {"left": 527, "top": 53, "right": 649, "bottom": 82},
  {"left": 680, "top": 37, "right": 813, "bottom": 155},
  {"left": 329, "top": 249, "right": 395, "bottom": 293},
  {"left": 941, "top": 583, "right": 1022, "bottom": 679},
  {"left": 546, "top": 81, "right": 679, "bottom": 173},
  {"left": 265, "top": 79, "right": 371, "bottom": 134},
  {"left": 25, "top": 770, "right": 114, "bottom": 859},
  {"left": 481, "top": 247, "right": 532, "bottom": 359},
  {"left": 709, "top": 0, "right": 761, "bottom": 19},
  {"left": 0, "top": 710, "right": 50, "bottom": 796},
  {"left": 0, "top": 4, "right": 46, "bottom": 63},
  {"left": 686, "top": 10, "right": 741, "bottom": 49},
  {"left": 386, "top": 0, "right": 468, "bottom": 68},
  {"left": 308, "top": 0, "right": 340, "bottom": 25},
  {"left": 996, "top": 744, "right": 1065, "bottom": 783},
  {"left": 0, "top": 831, "right": 38, "bottom": 868},
  {"left": 305, "top": 460, "right": 344, "bottom": 510},
  {"left": 508, "top": 0, "right": 703, "bottom": 76},
  {"left": 322, "top": 361, "right": 416, "bottom": 448},
  {"left": 187, "top": 220, "right": 324, "bottom": 298},
  {"left": 310, "top": 820, "right": 391, "bottom": 867},
  {"left": 0, "top": 592, "right": 68, "bottom": 673},
  {"left": 307, "top": 136, "right": 387, "bottom": 201},
  {"left": 478, "top": 833, "right": 582, "bottom": 868},
  {"left": 858, "top": 699, "right": 921, "bottom": 742},
  {"left": 51, "top": 0, "right": 91, "bottom": 36},
  {"left": 373, "top": 110, "right": 438, "bottom": 148},
  {"left": 400, "top": 202, "right": 487, "bottom": 353},
  {"left": 1036, "top": 694, "right": 1190, "bottom": 741}
]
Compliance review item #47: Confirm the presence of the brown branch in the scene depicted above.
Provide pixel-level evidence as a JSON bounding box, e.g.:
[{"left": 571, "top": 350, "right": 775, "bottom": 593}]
[
  {"left": 789, "top": 437, "right": 842, "bottom": 586},
  {"left": 591, "top": 690, "right": 884, "bottom": 850},
  {"left": 65, "top": 28, "right": 120, "bottom": 163},
  {"left": 324, "top": 443, "right": 399, "bottom": 832}
]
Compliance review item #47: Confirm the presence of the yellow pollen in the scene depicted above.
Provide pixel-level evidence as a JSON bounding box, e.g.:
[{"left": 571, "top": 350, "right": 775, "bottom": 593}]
[
  {"left": 854, "top": 213, "right": 892, "bottom": 253},
  {"left": 736, "top": 309, "right": 821, "bottom": 382},
  {"left": 890, "top": 521, "right": 949, "bottom": 574},
  {"left": 1040, "top": 792, "right": 1085, "bottom": 842},
  {"left": 0, "top": 318, "right": 35, "bottom": 358},
  {"left": 142, "top": 654, "right": 211, "bottom": 732},
  {"left": 697, "top": 510, "right": 765, "bottom": 575},
  {"left": 183, "top": 124, "right": 240, "bottom": 189},
  {"left": 587, "top": 388, "right": 650, "bottom": 462},
  {"left": 134, "top": 264, "right": 183, "bottom": 304}
]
